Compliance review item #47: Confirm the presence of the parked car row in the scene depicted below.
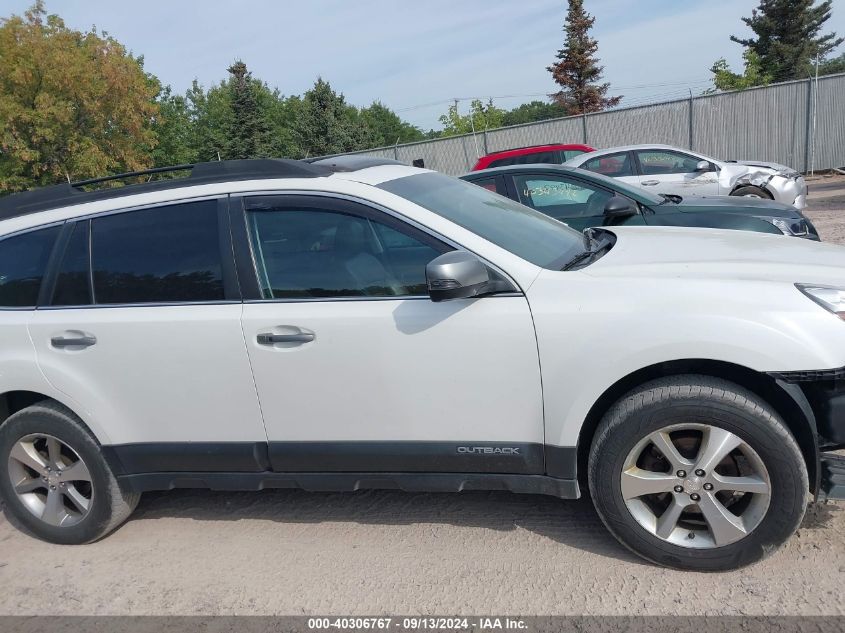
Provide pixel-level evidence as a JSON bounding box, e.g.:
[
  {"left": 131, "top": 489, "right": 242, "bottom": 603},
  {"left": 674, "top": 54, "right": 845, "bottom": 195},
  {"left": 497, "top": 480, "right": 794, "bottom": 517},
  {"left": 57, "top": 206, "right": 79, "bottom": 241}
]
[
  {"left": 467, "top": 143, "right": 813, "bottom": 238},
  {"left": 0, "top": 154, "right": 841, "bottom": 573}
]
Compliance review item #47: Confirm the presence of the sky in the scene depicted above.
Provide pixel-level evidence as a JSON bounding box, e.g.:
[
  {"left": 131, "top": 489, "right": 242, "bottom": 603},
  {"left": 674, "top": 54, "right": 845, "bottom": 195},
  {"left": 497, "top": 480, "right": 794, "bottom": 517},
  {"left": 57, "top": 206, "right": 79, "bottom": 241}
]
[{"left": 4, "top": 0, "right": 845, "bottom": 130}]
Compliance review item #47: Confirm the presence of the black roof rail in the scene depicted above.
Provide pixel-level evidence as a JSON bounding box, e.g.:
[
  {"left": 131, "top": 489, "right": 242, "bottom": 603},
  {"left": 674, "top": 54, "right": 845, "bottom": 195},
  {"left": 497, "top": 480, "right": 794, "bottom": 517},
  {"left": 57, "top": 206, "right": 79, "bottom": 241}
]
[{"left": 0, "top": 159, "right": 332, "bottom": 221}]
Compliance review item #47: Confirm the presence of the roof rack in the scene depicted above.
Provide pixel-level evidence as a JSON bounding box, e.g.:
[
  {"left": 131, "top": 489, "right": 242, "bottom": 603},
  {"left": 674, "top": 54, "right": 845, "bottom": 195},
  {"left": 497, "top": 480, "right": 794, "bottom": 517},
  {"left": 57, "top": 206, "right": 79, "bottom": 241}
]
[
  {"left": 307, "top": 156, "right": 406, "bottom": 171},
  {"left": 0, "top": 159, "right": 333, "bottom": 221}
]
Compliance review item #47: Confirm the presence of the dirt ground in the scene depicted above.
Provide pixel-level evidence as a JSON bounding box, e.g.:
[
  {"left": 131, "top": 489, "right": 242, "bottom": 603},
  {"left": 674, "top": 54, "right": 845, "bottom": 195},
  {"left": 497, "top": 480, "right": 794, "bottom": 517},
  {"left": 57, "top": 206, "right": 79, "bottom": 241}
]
[{"left": 1, "top": 176, "right": 845, "bottom": 617}]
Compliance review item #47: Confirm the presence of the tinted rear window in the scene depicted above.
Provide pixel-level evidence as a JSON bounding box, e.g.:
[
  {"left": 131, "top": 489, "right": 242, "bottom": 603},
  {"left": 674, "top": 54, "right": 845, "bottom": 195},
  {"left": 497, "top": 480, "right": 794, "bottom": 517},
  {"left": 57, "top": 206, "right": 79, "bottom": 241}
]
[
  {"left": 91, "top": 200, "right": 224, "bottom": 304},
  {"left": 0, "top": 225, "right": 60, "bottom": 307}
]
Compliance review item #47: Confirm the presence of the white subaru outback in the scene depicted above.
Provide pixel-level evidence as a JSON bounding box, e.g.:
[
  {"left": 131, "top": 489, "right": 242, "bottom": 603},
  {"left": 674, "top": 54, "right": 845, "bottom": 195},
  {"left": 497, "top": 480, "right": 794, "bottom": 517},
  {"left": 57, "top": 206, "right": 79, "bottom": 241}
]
[{"left": 0, "top": 157, "right": 844, "bottom": 571}]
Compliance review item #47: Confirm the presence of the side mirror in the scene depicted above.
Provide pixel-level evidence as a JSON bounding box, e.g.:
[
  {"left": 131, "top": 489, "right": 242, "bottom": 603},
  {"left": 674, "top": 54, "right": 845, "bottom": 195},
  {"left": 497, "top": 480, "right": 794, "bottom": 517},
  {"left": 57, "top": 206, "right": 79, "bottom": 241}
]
[
  {"left": 695, "top": 160, "right": 711, "bottom": 172},
  {"left": 426, "top": 251, "right": 491, "bottom": 302},
  {"left": 603, "top": 196, "right": 637, "bottom": 219}
]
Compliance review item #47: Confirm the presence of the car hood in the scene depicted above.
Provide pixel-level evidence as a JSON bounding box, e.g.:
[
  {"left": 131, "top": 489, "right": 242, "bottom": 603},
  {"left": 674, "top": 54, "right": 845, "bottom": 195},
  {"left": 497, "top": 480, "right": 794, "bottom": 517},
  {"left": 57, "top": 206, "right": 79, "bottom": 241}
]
[
  {"left": 727, "top": 160, "right": 800, "bottom": 177},
  {"left": 584, "top": 225, "right": 845, "bottom": 284},
  {"left": 674, "top": 195, "right": 799, "bottom": 217}
]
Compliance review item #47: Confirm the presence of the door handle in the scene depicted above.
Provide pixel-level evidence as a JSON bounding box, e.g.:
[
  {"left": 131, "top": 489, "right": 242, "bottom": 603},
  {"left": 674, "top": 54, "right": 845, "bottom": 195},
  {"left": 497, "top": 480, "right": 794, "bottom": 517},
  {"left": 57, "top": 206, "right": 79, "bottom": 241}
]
[
  {"left": 641, "top": 180, "right": 660, "bottom": 186},
  {"left": 257, "top": 332, "right": 315, "bottom": 345},
  {"left": 51, "top": 335, "right": 97, "bottom": 348}
]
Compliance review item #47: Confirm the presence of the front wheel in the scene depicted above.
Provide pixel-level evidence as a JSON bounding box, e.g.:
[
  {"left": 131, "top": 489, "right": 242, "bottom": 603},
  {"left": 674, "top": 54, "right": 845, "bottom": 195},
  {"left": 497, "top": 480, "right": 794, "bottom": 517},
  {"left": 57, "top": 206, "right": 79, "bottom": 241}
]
[
  {"left": 731, "top": 185, "right": 772, "bottom": 199},
  {"left": 588, "top": 376, "right": 808, "bottom": 571}
]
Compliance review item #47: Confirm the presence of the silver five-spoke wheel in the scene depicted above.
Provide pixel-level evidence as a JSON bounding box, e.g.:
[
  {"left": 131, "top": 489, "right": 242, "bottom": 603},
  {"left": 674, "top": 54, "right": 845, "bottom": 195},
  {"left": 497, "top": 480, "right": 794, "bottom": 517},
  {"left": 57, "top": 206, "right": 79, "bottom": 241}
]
[
  {"left": 7, "top": 433, "right": 93, "bottom": 528},
  {"left": 621, "top": 423, "right": 770, "bottom": 549}
]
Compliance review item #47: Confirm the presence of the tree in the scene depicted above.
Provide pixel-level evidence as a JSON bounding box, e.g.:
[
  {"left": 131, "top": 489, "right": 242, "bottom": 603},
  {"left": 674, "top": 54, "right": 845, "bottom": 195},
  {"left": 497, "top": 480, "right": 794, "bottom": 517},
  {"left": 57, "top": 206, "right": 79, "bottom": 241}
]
[
  {"left": 0, "top": 1, "right": 159, "bottom": 192},
  {"left": 225, "top": 61, "right": 272, "bottom": 159},
  {"left": 547, "top": 0, "right": 621, "bottom": 114},
  {"left": 730, "top": 0, "right": 843, "bottom": 82},
  {"left": 818, "top": 51, "right": 845, "bottom": 75},
  {"left": 292, "top": 78, "right": 362, "bottom": 156},
  {"left": 502, "top": 100, "right": 571, "bottom": 126},
  {"left": 438, "top": 99, "right": 505, "bottom": 137},
  {"left": 150, "top": 85, "right": 197, "bottom": 168},
  {"left": 359, "top": 101, "right": 424, "bottom": 146},
  {"left": 709, "top": 50, "right": 774, "bottom": 92}
]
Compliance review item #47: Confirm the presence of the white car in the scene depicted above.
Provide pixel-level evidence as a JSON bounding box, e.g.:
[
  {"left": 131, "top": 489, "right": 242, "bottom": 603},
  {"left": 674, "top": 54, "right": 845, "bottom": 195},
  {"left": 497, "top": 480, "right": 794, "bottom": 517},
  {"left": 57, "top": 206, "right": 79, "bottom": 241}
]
[
  {"left": 564, "top": 144, "right": 808, "bottom": 210},
  {"left": 0, "top": 157, "right": 843, "bottom": 571}
]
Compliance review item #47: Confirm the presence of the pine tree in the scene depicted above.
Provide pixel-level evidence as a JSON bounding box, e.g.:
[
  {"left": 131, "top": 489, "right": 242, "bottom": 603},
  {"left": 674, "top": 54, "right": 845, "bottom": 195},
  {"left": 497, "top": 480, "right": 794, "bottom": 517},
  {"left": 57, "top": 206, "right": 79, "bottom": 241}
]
[
  {"left": 225, "top": 61, "right": 271, "bottom": 159},
  {"left": 731, "top": 0, "right": 843, "bottom": 82},
  {"left": 547, "top": 0, "right": 620, "bottom": 115}
]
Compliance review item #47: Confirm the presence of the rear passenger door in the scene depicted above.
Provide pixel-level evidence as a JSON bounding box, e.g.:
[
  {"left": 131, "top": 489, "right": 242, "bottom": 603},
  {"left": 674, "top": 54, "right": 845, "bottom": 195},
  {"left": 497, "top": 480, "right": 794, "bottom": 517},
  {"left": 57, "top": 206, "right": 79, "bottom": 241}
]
[
  {"left": 28, "top": 199, "right": 267, "bottom": 471},
  {"left": 579, "top": 151, "right": 640, "bottom": 189}
]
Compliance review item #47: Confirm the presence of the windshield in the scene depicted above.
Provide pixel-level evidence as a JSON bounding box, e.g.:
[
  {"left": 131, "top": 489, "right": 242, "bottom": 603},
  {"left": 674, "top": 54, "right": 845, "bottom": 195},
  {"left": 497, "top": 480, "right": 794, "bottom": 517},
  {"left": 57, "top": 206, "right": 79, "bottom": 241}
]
[{"left": 378, "top": 172, "right": 584, "bottom": 268}]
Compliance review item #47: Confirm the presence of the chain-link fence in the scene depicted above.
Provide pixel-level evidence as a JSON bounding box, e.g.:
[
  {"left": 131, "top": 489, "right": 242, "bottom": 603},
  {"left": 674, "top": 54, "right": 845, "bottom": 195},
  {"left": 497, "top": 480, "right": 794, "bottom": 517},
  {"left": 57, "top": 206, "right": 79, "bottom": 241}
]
[{"left": 327, "top": 73, "right": 845, "bottom": 176}]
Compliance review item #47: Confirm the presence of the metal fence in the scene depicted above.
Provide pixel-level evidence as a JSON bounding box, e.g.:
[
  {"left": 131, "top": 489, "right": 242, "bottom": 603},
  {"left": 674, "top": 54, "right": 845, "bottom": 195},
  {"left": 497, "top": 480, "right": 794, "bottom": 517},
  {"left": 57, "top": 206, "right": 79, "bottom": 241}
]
[{"left": 330, "top": 73, "right": 845, "bottom": 176}]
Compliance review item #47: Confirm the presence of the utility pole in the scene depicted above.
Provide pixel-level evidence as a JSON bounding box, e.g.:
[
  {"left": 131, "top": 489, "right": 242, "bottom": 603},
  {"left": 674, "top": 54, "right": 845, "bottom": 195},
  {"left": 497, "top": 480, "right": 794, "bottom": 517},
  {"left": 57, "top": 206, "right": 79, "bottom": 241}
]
[{"left": 810, "top": 54, "right": 819, "bottom": 176}]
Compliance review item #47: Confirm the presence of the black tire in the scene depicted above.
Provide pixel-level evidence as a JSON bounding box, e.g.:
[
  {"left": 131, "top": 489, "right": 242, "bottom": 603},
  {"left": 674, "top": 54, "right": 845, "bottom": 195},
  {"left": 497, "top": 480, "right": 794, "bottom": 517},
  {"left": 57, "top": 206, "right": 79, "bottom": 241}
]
[
  {"left": 0, "top": 400, "right": 139, "bottom": 544},
  {"left": 731, "top": 185, "right": 773, "bottom": 199},
  {"left": 588, "top": 375, "right": 808, "bottom": 571}
]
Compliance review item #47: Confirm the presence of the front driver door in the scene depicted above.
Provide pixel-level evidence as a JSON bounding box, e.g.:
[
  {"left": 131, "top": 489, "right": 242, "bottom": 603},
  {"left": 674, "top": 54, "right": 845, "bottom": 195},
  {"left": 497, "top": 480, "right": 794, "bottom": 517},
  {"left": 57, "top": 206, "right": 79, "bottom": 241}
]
[
  {"left": 634, "top": 149, "right": 720, "bottom": 197},
  {"left": 510, "top": 172, "right": 643, "bottom": 231},
  {"left": 236, "top": 194, "right": 545, "bottom": 474}
]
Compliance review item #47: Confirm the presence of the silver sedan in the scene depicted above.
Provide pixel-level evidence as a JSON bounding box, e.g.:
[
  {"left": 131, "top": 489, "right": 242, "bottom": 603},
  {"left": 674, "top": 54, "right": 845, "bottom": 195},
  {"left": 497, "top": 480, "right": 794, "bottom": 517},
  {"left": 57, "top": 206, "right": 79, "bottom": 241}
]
[{"left": 564, "top": 144, "right": 807, "bottom": 210}]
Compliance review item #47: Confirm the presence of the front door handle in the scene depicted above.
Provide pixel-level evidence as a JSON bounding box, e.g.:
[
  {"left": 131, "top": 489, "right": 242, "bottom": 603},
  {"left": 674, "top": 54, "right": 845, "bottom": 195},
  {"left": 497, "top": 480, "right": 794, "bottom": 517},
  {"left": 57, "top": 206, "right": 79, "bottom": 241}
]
[
  {"left": 51, "top": 334, "right": 97, "bottom": 348},
  {"left": 257, "top": 332, "right": 315, "bottom": 345},
  {"left": 641, "top": 179, "right": 660, "bottom": 186}
]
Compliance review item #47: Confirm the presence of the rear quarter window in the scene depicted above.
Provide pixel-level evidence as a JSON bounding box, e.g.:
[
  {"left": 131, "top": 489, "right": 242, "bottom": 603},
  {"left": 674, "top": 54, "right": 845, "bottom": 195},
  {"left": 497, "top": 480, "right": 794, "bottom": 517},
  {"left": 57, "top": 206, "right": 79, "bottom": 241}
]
[{"left": 0, "top": 225, "right": 61, "bottom": 307}]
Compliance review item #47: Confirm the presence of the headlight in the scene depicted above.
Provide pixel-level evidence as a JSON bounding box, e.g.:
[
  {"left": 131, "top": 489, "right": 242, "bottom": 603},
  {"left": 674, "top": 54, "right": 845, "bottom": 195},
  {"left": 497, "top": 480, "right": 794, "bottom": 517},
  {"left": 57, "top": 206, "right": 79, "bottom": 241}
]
[
  {"left": 797, "top": 284, "right": 845, "bottom": 319},
  {"left": 761, "top": 216, "right": 809, "bottom": 237}
]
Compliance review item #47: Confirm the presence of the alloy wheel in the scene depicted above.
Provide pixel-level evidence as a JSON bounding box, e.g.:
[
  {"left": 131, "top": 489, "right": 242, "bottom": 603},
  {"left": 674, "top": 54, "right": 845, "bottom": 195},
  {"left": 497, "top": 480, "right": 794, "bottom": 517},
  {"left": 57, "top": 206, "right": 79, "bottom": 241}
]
[
  {"left": 7, "top": 433, "right": 93, "bottom": 528},
  {"left": 620, "top": 423, "right": 771, "bottom": 549}
]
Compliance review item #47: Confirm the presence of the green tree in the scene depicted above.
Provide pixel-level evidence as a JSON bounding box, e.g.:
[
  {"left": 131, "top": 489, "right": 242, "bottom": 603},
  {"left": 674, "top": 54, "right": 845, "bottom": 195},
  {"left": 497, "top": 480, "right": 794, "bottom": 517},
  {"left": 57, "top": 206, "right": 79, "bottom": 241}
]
[
  {"left": 548, "top": 0, "right": 621, "bottom": 114},
  {"left": 225, "top": 60, "right": 272, "bottom": 159},
  {"left": 438, "top": 99, "right": 505, "bottom": 137},
  {"left": 709, "top": 50, "right": 774, "bottom": 91},
  {"left": 360, "top": 101, "right": 424, "bottom": 146},
  {"left": 818, "top": 51, "right": 845, "bottom": 75},
  {"left": 293, "top": 78, "right": 362, "bottom": 156},
  {"left": 150, "top": 85, "right": 197, "bottom": 168},
  {"left": 502, "top": 100, "right": 571, "bottom": 126},
  {"left": 730, "top": 0, "right": 843, "bottom": 82},
  {"left": 0, "top": 1, "right": 159, "bottom": 192}
]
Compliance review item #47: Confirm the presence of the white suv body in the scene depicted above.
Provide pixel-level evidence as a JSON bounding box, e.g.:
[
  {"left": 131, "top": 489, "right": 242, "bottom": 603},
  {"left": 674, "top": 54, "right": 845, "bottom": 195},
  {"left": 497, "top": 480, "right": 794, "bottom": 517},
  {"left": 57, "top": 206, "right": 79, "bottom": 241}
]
[{"left": 0, "top": 157, "right": 843, "bottom": 570}]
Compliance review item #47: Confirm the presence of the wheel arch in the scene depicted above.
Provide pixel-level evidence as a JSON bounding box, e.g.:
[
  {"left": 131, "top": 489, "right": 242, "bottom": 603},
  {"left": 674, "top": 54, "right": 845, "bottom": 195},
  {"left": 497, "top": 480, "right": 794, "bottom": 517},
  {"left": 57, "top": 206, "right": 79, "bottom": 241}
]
[
  {"left": 730, "top": 183, "right": 774, "bottom": 199},
  {"left": 574, "top": 359, "right": 819, "bottom": 494},
  {"left": 0, "top": 391, "right": 103, "bottom": 446}
]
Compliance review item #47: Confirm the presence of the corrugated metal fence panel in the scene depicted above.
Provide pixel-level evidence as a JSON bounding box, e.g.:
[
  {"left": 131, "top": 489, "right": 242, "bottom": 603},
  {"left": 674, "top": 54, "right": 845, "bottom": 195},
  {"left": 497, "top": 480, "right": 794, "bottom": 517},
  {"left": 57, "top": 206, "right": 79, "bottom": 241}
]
[
  {"left": 394, "top": 135, "right": 480, "bottom": 175},
  {"left": 486, "top": 117, "right": 584, "bottom": 153},
  {"left": 586, "top": 100, "right": 691, "bottom": 149},
  {"left": 323, "top": 74, "right": 845, "bottom": 174},
  {"left": 693, "top": 80, "right": 809, "bottom": 170},
  {"left": 812, "top": 74, "right": 845, "bottom": 171}
]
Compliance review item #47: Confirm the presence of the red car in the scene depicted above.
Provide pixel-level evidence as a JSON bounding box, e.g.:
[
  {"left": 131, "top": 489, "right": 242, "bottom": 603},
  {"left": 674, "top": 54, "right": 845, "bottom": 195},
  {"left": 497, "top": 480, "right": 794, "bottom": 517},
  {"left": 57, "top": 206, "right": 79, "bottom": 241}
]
[{"left": 471, "top": 143, "right": 595, "bottom": 171}]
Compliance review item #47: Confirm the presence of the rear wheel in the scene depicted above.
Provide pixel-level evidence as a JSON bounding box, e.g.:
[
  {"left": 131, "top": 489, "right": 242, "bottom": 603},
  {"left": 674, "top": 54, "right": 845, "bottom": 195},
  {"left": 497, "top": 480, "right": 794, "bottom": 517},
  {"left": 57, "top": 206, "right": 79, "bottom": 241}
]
[
  {"left": 0, "top": 401, "right": 139, "bottom": 544},
  {"left": 588, "top": 376, "right": 808, "bottom": 571}
]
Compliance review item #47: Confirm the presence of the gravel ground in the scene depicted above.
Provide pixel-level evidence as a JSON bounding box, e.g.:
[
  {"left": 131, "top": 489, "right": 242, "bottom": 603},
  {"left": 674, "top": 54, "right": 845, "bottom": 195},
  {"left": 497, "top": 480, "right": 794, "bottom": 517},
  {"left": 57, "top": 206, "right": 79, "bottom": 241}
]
[{"left": 1, "top": 177, "right": 845, "bottom": 617}]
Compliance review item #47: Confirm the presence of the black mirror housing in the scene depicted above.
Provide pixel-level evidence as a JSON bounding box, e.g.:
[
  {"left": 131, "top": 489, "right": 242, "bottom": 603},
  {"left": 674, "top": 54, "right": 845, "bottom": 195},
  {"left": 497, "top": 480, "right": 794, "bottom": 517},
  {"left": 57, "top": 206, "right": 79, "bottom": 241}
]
[
  {"left": 426, "top": 251, "right": 491, "bottom": 302},
  {"left": 603, "top": 196, "right": 637, "bottom": 219}
]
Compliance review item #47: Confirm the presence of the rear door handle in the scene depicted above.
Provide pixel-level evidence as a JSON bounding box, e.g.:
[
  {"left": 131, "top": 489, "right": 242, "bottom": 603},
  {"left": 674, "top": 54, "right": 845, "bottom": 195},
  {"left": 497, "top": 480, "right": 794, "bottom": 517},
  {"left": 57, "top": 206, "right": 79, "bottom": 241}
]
[
  {"left": 257, "top": 332, "right": 315, "bottom": 345},
  {"left": 641, "top": 180, "right": 660, "bottom": 186},
  {"left": 51, "top": 335, "right": 97, "bottom": 348}
]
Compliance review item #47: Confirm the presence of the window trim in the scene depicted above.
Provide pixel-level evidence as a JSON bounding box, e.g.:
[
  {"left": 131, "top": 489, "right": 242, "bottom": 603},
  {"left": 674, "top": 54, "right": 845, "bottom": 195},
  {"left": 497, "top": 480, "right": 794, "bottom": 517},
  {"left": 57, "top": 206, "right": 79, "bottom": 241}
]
[
  {"left": 229, "top": 191, "right": 523, "bottom": 304},
  {"left": 36, "top": 196, "right": 240, "bottom": 309}
]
